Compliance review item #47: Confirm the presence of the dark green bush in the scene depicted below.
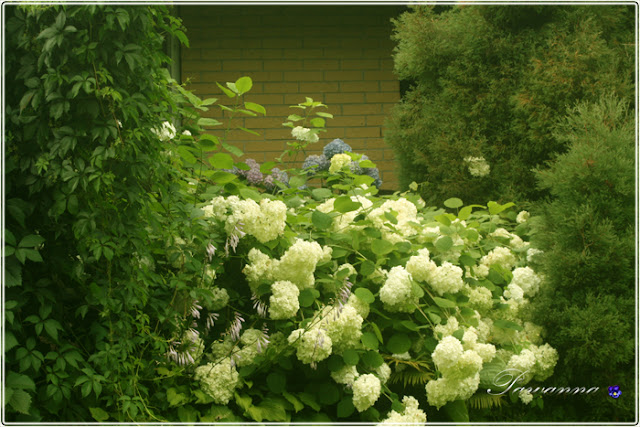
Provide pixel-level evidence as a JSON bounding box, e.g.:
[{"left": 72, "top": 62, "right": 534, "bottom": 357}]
[
  {"left": 386, "top": 5, "right": 634, "bottom": 206},
  {"left": 528, "top": 95, "right": 635, "bottom": 421}
]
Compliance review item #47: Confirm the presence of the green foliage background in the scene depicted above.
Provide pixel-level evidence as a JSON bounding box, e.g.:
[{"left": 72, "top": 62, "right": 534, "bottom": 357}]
[{"left": 386, "top": 5, "right": 634, "bottom": 206}]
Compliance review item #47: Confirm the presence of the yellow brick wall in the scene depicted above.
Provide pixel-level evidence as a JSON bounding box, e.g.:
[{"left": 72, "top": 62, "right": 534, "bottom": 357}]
[{"left": 179, "top": 5, "right": 403, "bottom": 190}]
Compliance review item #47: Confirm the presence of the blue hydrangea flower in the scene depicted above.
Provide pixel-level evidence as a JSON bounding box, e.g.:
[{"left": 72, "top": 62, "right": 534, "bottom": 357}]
[
  {"left": 323, "top": 139, "right": 352, "bottom": 160},
  {"left": 302, "top": 154, "right": 330, "bottom": 174}
]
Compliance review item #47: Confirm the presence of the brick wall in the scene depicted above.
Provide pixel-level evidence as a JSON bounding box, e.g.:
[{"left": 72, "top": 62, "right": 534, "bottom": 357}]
[{"left": 180, "top": 5, "right": 403, "bottom": 190}]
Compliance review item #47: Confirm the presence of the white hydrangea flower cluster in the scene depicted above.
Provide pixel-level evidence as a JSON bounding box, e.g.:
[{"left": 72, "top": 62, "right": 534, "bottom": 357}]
[
  {"left": 406, "top": 249, "right": 464, "bottom": 296},
  {"left": 367, "top": 199, "right": 419, "bottom": 243},
  {"left": 291, "top": 126, "right": 319, "bottom": 143},
  {"left": 328, "top": 153, "right": 353, "bottom": 173},
  {"left": 269, "top": 280, "right": 300, "bottom": 320},
  {"left": 462, "top": 327, "right": 496, "bottom": 363},
  {"left": 346, "top": 293, "right": 370, "bottom": 319},
  {"left": 233, "top": 328, "right": 264, "bottom": 367},
  {"left": 510, "top": 267, "right": 543, "bottom": 297},
  {"left": 380, "top": 395, "right": 427, "bottom": 425},
  {"left": 352, "top": 373, "right": 382, "bottom": 412},
  {"left": 318, "top": 305, "right": 364, "bottom": 354},
  {"left": 476, "top": 246, "right": 517, "bottom": 277},
  {"left": 519, "top": 388, "right": 534, "bottom": 404},
  {"left": 434, "top": 316, "right": 459, "bottom": 338},
  {"left": 206, "top": 286, "right": 229, "bottom": 311},
  {"left": 204, "top": 196, "right": 287, "bottom": 244},
  {"left": 504, "top": 344, "right": 558, "bottom": 384},
  {"left": 464, "top": 156, "right": 490, "bottom": 177},
  {"left": 463, "top": 284, "right": 494, "bottom": 311},
  {"left": 287, "top": 327, "right": 332, "bottom": 364},
  {"left": 489, "top": 227, "right": 527, "bottom": 250},
  {"left": 516, "top": 210, "right": 530, "bottom": 224},
  {"left": 243, "top": 239, "right": 332, "bottom": 291},
  {"left": 379, "top": 266, "right": 419, "bottom": 312},
  {"left": 317, "top": 196, "right": 373, "bottom": 232},
  {"left": 194, "top": 359, "right": 240, "bottom": 404},
  {"left": 426, "top": 336, "right": 483, "bottom": 409},
  {"left": 331, "top": 364, "right": 360, "bottom": 386},
  {"left": 375, "top": 363, "right": 392, "bottom": 384}
]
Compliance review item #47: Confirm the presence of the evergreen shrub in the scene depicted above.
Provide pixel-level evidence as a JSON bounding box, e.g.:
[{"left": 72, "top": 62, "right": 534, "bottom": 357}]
[{"left": 385, "top": 5, "right": 634, "bottom": 205}]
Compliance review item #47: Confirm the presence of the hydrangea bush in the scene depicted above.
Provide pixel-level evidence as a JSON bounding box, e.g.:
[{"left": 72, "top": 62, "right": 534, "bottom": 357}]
[{"left": 3, "top": 4, "right": 558, "bottom": 420}]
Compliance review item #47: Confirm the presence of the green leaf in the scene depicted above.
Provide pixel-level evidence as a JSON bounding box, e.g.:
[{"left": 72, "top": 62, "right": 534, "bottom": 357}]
[
  {"left": 361, "top": 350, "right": 384, "bottom": 368},
  {"left": 327, "top": 354, "right": 345, "bottom": 372},
  {"left": 434, "top": 214, "right": 452, "bottom": 226},
  {"left": 337, "top": 397, "right": 355, "bottom": 418},
  {"left": 245, "top": 101, "right": 266, "bottom": 115},
  {"left": 342, "top": 349, "right": 359, "bottom": 365},
  {"left": 493, "top": 319, "right": 523, "bottom": 331},
  {"left": 18, "top": 234, "right": 44, "bottom": 248},
  {"left": 371, "top": 322, "right": 383, "bottom": 344},
  {"left": 359, "top": 159, "right": 376, "bottom": 168},
  {"left": 8, "top": 389, "right": 32, "bottom": 415},
  {"left": 5, "top": 332, "right": 18, "bottom": 353},
  {"left": 387, "top": 333, "right": 411, "bottom": 354},
  {"left": 7, "top": 372, "right": 35, "bottom": 392},
  {"left": 311, "top": 188, "right": 332, "bottom": 201},
  {"left": 309, "top": 117, "right": 325, "bottom": 128},
  {"left": 371, "top": 239, "right": 393, "bottom": 256},
  {"left": 360, "top": 260, "right": 375, "bottom": 277},
  {"left": 177, "top": 145, "right": 197, "bottom": 164},
  {"left": 259, "top": 161, "right": 276, "bottom": 174},
  {"left": 298, "top": 288, "right": 318, "bottom": 307},
  {"left": 334, "top": 196, "right": 361, "bottom": 213},
  {"left": 311, "top": 210, "right": 332, "bottom": 231},
  {"left": 282, "top": 391, "right": 304, "bottom": 412},
  {"left": 315, "top": 111, "right": 333, "bottom": 118},
  {"left": 89, "top": 407, "right": 109, "bottom": 422},
  {"left": 361, "top": 332, "right": 379, "bottom": 350},
  {"left": 435, "top": 235, "right": 453, "bottom": 252},
  {"left": 433, "top": 296, "right": 457, "bottom": 308},
  {"left": 221, "top": 142, "right": 243, "bottom": 157},
  {"left": 354, "top": 287, "right": 375, "bottom": 304},
  {"left": 239, "top": 126, "right": 260, "bottom": 136},
  {"left": 197, "top": 117, "right": 222, "bottom": 127},
  {"left": 316, "top": 383, "right": 340, "bottom": 405},
  {"left": 235, "top": 76, "right": 253, "bottom": 95},
  {"left": 210, "top": 171, "right": 237, "bottom": 184},
  {"left": 167, "top": 387, "right": 188, "bottom": 407},
  {"left": 210, "top": 152, "right": 234, "bottom": 169},
  {"left": 487, "top": 201, "right": 515, "bottom": 215},
  {"left": 298, "top": 392, "right": 320, "bottom": 411},
  {"left": 289, "top": 175, "right": 306, "bottom": 189},
  {"left": 444, "top": 197, "right": 463, "bottom": 209},
  {"left": 216, "top": 81, "right": 236, "bottom": 98},
  {"left": 444, "top": 399, "right": 469, "bottom": 422},
  {"left": 266, "top": 372, "right": 286, "bottom": 393}
]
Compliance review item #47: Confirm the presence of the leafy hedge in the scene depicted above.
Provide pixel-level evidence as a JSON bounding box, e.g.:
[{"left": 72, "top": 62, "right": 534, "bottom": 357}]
[
  {"left": 385, "top": 5, "right": 634, "bottom": 205},
  {"left": 4, "top": 5, "right": 559, "bottom": 422}
]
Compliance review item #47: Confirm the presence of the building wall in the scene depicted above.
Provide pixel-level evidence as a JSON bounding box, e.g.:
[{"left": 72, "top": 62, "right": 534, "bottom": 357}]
[{"left": 179, "top": 5, "right": 403, "bottom": 189}]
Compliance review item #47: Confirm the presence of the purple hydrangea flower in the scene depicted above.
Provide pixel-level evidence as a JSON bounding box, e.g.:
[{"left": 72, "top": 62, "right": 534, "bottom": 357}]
[{"left": 323, "top": 139, "right": 352, "bottom": 160}]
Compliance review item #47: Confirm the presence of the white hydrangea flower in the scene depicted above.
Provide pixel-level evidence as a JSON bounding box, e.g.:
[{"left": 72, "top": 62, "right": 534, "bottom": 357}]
[
  {"left": 317, "top": 196, "right": 373, "bottom": 233},
  {"left": 504, "top": 283, "right": 525, "bottom": 302},
  {"left": 209, "top": 287, "right": 229, "bottom": 311},
  {"left": 464, "top": 156, "right": 490, "bottom": 177},
  {"left": 352, "top": 374, "right": 381, "bottom": 412},
  {"left": 380, "top": 395, "right": 427, "bottom": 425},
  {"left": 431, "top": 336, "right": 464, "bottom": 372},
  {"left": 519, "top": 388, "right": 534, "bottom": 404},
  {"left": 287, "top": 328, "right": 332, "bottom": 365},
  {"left": 346, "top": 293, "right": 370, "bottom": 319},
  {"left": 405, "top": 248, "right": 436, "bottom": 283},
  {"left": 243, "top": 239, "right": 332, "bottom": 290},
  {"left": 526, "top": 247, "right": 544, "bottom": 263},
  {"left": 376, "top": 363, "right": 392, "bottom": 385},
  {"left": 510, "top": 267, "right": 542, "bottom": 297},
  {"left": 428, "top": 261, "right": 465, "bottom": 296},
  {"left": 329, "top": 153, "right": 353, "bottom": 173},
  {"left": 331, "top": 365, "right": 359, "bottom": 386},
  {"left": 234, "top": 328, "right": 264, "bottom": 367},
  {"left": 368, "top": 199, "right": 419, "bottom": 243},
  {"left": 479, "top": 247, "right": 517, "bottom": 271},
  {"left": 182, "top": 129, "right": 192, "bottom": 136},
  {"left": 320, "top": 305, "right": 364, "bottom": 354},
  {"left": 194, "top": 359, "right": 240, "bottom": 404},
  {"left": 292, "top": 126, "right": 319, "bottom": 143},
  {"left": 379, "top": 266, "right": 417, "bottom": 312},
  {"left": 507, "top": 349, "right": 536, "bottom": 382},
  {"left": 531, "top": 343, "right": 558, "bottom": 381},
  {"left": 464, "top": 284, "right": 494, "bottom": 311},
  {"left": 434, "top": 316, "right": 459, "bottom": 338},
  {"left": 269, "top": 280, "right": 300, "bottom": 320},
  {"left": 516, "top": 210, "right": 530, "bottom": 224},
  {"left": 426, "top": 373, "right": 480, "bottom": 409}
]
